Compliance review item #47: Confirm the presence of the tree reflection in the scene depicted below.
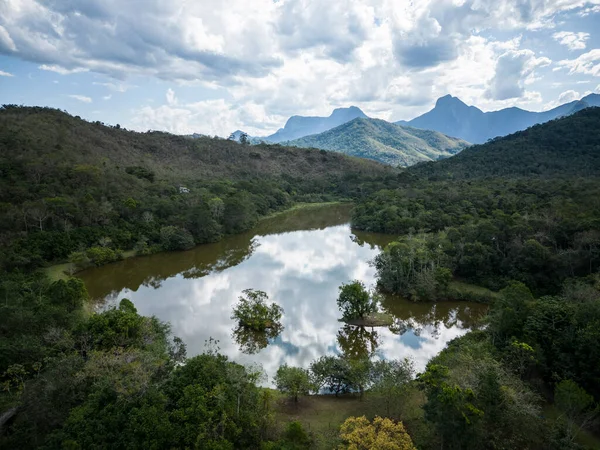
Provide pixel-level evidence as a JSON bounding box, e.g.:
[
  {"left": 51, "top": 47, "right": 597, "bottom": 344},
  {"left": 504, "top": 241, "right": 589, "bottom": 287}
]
[
  {"left": 232, "top": 323, "right": 283, "bottom": 355},
  {"left": 337, "top": 324, "right": 380, "bottom": 360}
]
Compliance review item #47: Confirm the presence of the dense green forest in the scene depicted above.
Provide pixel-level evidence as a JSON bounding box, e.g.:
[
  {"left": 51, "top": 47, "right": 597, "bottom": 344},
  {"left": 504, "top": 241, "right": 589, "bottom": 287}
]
[
  {"left": 2, "top": 106, "right": 600, "bottom": 449},
  {"left": 0, "top": 105, "right": 397, "bottom": 273},
  {"left": 350, "top": 108, "right": 600, "bottom": 448}
]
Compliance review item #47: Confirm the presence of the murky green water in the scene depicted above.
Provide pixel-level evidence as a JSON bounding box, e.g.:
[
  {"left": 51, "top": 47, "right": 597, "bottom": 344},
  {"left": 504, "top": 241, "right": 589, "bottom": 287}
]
[{"left": 79, "top": 204, "right": 486, "bottom": 379}]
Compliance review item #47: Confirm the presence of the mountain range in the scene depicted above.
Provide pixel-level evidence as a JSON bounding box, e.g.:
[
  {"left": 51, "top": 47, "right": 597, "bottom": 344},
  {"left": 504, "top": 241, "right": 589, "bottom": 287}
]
[
  {"left": 410, "top": 107, "right": 600, "bottom": 179},
  {"left": 262, "top": 106, "right": 368, "bottom": 142},
  {"left": 397, "top": 93, "right": 600, "bottom": 143},
  {"left": 284, "top": 118, "right": 469, "bottom": 167}
]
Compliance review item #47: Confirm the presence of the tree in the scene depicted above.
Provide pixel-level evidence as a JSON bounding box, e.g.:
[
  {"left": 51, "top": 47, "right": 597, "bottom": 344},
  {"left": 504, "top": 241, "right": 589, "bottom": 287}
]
[
  {"left": 371, "top": 359, "right": 414, "bottom": 416},
  {"left": 159, "top": 226, "right": 195, "bottom": 251},
  {"left": 337, "top": 281, "right": 377, "bottom": 322},
  {"left": 239, "top": 132, "right": 249, "bottom": 145},
  {"left": 231, "top": 289, "right": 284, "bottom": 331},
  {"left": 274, "top": 364, "right": 312, "bottom": 402},
  {"left": 338, "top": 416, "right": 416, "bottom": 450},
  {"left": 554, "top": 380, "right": 598, "bottom": 444}
]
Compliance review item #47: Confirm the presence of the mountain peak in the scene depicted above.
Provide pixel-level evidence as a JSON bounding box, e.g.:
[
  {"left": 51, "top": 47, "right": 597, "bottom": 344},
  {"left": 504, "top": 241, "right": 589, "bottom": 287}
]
[
  {"left": 435, "top": 95, "right": 468, "bottom": 109},
  {"left": 330, "top": 106, "right": 367, "bottom": 118}
]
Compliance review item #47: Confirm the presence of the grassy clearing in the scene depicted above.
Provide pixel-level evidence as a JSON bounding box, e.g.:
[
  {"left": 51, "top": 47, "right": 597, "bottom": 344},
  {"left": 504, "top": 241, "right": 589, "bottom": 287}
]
[
  {"left": 345, "top": 312, "right": 394, "bottom": 327},
  {"left": 44, "top": 250, "right": 137, "bottom": 282},
  {"left": 259, "top": 201, "right": 350, "bottom": 221},
  {"left": 448, "top": 280, "right": 500, "bottom": 303},
  {"left": 271, "top": 385, "right": 427, "bottom": 449}
]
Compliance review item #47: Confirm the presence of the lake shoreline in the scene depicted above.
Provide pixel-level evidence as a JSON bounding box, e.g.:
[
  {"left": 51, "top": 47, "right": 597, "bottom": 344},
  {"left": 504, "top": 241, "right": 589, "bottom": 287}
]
[{"left": 44, "top": 201, "right": 350, "bottom": 282}]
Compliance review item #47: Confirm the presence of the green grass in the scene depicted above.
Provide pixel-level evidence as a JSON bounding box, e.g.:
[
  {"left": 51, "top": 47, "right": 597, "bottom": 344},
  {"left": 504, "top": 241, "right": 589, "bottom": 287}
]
[
  {"left": 259, "top": 201, "right": 350, "bottom": 221},
  {"left": 271, "top": 385, "right": 426, "bottom": 449},
  {"left": 44, "top": 250, "right": 137, "bottom": 281},
  {"left": 448, "top": 280, "right": 500, "bottom": 303}
]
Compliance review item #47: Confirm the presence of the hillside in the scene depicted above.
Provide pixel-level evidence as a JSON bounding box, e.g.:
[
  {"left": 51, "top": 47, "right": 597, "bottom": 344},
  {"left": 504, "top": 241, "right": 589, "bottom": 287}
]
[
  {"left": 263, "top": 106, "right": 368, "bottom": 142},
  {"left": 398, "top": 93, "right": 600, "bottom": 143},
  {"left": 410, "top": 107, "right": 600, "bottom": 179},
  {"left": 284, "top": 117, "right": 469, "bottom": 166},
  {"left": 0, "top": 106, "right": 396, "bottom": 270}
]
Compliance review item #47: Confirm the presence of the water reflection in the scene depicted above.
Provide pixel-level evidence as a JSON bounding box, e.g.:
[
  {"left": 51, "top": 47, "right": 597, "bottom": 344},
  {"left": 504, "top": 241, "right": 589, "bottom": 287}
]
[{"left": 79, "top": 204, "right": 487, "bottom": 382}]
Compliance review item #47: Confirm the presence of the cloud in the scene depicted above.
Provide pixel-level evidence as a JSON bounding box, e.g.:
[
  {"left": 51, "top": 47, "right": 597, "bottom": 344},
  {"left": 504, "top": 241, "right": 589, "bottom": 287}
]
[
  {"left": 0, "top": 70, "right": 13, "bottom": 77},
  {"left": 486, "top": 49, "right": 551, "bottom": 100},
  {"left": 1, "top": 0, "right": 597, "bottom": 132},
  {"left": 68, "top": 94, "right": 92, "bottom": 103},
  {"left": 93, "top": 82, "right": 133, "bottom": 92},
  {"left": 553, "top": 31, "right": 590, "bottom": 50},
  {"left": 558, "top": 89, "right": 580, "bottom": 103},
  {"left": 103, "top": 94, "right": 112, "bottom": 101},
  {"left": 39, "top": 65, "right": 89, "bottom": 75},
  {"left": 558, "top": 49, "right": 600, "bottom": 76}
]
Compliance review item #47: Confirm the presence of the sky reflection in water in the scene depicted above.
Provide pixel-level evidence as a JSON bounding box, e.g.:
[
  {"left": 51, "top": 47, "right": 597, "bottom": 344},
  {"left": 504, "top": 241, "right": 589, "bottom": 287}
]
[{"left": 80, "top": 206, "right": 486, "bottom": 384}]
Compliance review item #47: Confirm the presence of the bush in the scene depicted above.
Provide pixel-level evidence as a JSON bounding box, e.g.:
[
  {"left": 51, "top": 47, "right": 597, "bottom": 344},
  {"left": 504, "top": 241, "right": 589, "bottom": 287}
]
[{"left": 159, "top": 226, "right": 195, "bottom": 251}]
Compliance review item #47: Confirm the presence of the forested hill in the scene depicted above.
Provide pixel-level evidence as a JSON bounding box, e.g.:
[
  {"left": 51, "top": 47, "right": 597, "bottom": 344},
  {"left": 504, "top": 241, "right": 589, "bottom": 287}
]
[
  {"left": 410, "top": 107, "right": 600, "bottom": 180},
  {"left": 0, "top": 105, "right": 396, "bottom": 271},
  {"left": 285, "top": 117, "right": 469, "bottom": 167}
]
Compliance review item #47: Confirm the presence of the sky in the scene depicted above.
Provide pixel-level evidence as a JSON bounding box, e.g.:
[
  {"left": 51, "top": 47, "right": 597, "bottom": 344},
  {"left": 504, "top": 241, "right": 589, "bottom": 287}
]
[{"left": 1, "top": 0, "right": 600, "bottom": 137}]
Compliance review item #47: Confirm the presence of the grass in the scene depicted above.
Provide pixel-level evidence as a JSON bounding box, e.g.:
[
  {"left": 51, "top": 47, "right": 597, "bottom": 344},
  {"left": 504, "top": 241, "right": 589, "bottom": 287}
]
[
  {"left": 259, "top": 201, "right": 350, "bottom": 221},
  {"left": 271, "top": 385, "right": 427, "bottom": 449},
  {"left": 345, "top": 312, "right": 394, "bottom": 327},
  {"left": 448, "top": 280, "right": 500, "bottom": 303},
  {"left": 44, "top": 250, "right": 136, "bottom": 282}
]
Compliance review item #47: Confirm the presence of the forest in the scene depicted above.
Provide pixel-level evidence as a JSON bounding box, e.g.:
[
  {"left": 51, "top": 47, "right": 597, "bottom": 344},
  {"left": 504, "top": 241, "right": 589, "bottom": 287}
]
[{"left": 1, "top": 106, "right": 600, "bottom": 449}]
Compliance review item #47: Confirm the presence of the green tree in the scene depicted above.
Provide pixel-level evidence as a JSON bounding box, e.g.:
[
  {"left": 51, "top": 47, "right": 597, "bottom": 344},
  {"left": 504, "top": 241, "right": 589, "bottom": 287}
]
[
  {"left": 554, "top": 380, "right": 598, "bottom": 444},
  {"left": 274, "top": 364, "right": 313, "bottom": 402},
  {"left": 337, "top": 281, "right": 377, "bottom": 322},
  {"left": 231, "top": 289, "right": 284, "bottom": 332}
]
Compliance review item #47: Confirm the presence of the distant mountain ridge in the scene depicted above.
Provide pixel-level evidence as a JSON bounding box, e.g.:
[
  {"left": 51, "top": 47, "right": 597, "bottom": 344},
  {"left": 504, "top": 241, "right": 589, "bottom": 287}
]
[
  {"left": 409, "top": 107, "right": 600, "bottom": 179},
  {"left": 263, "top": 106, "right": 368, "bottom": 142},
  {"left": 397, "top": 93, "right": 600, "bottom": 144},
  {"left": 284, "top": 117, "right": 469, "bottom": 167}
]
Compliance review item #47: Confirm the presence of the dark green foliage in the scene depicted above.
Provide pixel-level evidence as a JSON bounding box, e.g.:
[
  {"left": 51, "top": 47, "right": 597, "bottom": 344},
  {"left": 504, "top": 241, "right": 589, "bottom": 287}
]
[
  {"left": 411, "top": 107, "right": 600, "bottom": 179},
  {"left": 0, "top": 105, "right": 397, "bottom": 271},
  {"left": 337, "top": 280, "right": 377, "bottom": 321},
  {"left": 274, "top": 365, "right": 313, "bottom": 402},
  {"left": 159, "top": 225, "right": 195, "bottom": 251}
]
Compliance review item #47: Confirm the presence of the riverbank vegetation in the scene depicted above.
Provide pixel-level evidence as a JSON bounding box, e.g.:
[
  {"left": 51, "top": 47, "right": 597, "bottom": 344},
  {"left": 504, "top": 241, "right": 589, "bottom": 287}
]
[{"left": 0, "top": 106, "right": 397, "bottom": 274}]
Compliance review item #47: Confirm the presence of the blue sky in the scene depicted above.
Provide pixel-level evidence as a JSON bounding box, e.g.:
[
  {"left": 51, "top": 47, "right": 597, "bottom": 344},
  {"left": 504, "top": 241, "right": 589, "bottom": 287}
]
[{"left": 1, "top": 0, "right": 599, "bottom": 137}]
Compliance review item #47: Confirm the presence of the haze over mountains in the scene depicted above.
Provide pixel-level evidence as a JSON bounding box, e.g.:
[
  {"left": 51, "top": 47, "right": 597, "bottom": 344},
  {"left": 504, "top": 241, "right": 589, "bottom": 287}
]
[
  {"left": 262, "top": 106, "right": 368, "bottom": 142},
  {"left": 224, "top": 91, "right": 600, "bottom": 167},
  {"left": 285, "top": 118, "right": 468, "bottom": 167},
  {"left": 398, "top": 93, "right": 600, "bottom": 144}
]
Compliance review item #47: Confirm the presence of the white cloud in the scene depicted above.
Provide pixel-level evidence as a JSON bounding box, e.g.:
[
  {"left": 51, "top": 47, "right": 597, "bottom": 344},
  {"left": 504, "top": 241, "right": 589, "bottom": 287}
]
[
  {"left": 558, "top": 89, "right": 580, "bottom": 103},
  {"left": 39, "top": 65, "right": 89, "bottom": 75},
  {"left": 553, "top": 31, "right": 590, "bottom": 50},
  {"left": 93, "top": 82, "right": 133, "bottom": 92},
  {"left": 103, "top": 94, "right": 112, "bottom": 101},
  {"left": 558, "top": 49, "right": 600, "bottom": 76},
  {"left": 2, "top": 0, "right": 598, "bottom": 131},
  {"left": 0, "top": 70, "right": 13, "bottom": 77},
  {"left": 68, "top": 94, "right": 92, "bottom": 103},
  {"left": 486, "top": 49, "right": 551, "bottom": 100}
]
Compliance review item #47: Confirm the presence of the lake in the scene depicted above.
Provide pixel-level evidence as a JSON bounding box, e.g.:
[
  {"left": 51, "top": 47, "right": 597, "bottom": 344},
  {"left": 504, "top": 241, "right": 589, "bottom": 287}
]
[{"left": 79, "top": 204, "right": 486, "bottom": 382}]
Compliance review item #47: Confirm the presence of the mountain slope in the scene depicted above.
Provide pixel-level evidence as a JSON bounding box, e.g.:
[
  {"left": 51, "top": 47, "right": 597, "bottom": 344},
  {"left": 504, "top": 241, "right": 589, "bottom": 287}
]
[
  {"left": 410, "top": 107, "right": 600, "bottom": 180},
  {"left": 264, "top": 106, "right": 368, "bottom": 142},
  {"left": 399, "top": 93, "right": 600, "bottom": 143},
  {"left": 284, "top": 117, "right": 469, "bottom": 166}
]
